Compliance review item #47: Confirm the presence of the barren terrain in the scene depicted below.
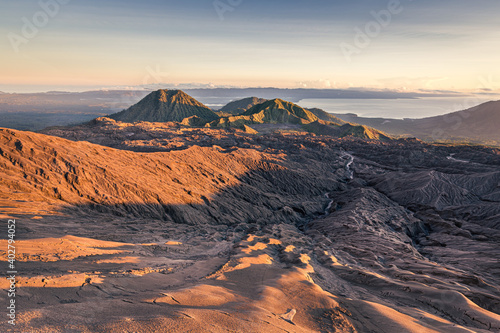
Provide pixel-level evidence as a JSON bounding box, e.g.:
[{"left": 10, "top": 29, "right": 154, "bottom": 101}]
[{"left": 1, "top": 123, "right": 499, "bottom": 332}]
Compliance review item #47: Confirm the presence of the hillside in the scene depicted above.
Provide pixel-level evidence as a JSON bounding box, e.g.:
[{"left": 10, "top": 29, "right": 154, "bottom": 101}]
[
  {"left": 0, "top": 127, "right": 334, "bottom": 223},
  {"left": 218, "top": 97, "right": 268, "bottom": 115},
  {"left": 305, "top": 107, "right": 347, "bottom": 124},
  {"left": 109, "top": 89, "right": 219, "bottom": 123},
  {"left": 209, "top": 98, "right": 319, "bottom": 129},
  {"left": 243, "top": 99, "right": 319, "bottom": 123}
]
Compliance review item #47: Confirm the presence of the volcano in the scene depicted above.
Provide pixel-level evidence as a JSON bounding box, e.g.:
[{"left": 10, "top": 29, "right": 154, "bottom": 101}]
[{"left": 109, "top": 89, "right": 219, "bottom": 123}]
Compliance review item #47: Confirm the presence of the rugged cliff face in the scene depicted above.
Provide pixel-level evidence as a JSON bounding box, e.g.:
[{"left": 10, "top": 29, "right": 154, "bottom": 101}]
[{"left": 1, "top": 125, "right": 500, "bottom": 332}]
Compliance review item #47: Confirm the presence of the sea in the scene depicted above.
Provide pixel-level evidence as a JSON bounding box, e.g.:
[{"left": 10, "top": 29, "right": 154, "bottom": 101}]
[{"left": 296, "top": 95, "right": 500, "bottom": 120}]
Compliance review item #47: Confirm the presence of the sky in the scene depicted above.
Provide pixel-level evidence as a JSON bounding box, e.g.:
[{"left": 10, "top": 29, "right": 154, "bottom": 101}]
[{"left": 1, "top": 0, "right": 499, "bottom": 93}]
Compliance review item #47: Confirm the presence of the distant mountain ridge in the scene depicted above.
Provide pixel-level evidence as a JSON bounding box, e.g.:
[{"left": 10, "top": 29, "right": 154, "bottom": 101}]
[
  {"left": 109, "top": 89, "right": 219, "bottom": 123},
  {"left": 94, "top": 91, "right": 391, "bottom": 141}
]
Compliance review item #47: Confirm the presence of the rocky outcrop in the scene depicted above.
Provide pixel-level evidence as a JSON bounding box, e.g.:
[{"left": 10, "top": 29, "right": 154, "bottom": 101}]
[{"left": 180, "top": 115, "right": 208, "bottom": 127}]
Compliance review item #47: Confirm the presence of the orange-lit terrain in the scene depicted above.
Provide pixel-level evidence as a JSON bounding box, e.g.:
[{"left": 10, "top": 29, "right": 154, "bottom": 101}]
[
  {"left": 3, "top": 0, "right": 500, "bottom": 329},
  {"left": 1, "top": 113, "right": 500, "bottom": 332}
]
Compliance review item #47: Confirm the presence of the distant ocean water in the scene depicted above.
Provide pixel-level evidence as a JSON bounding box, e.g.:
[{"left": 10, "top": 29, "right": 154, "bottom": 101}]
[{"left": 297, "top": 95, "right": 500, "bottom": 120}]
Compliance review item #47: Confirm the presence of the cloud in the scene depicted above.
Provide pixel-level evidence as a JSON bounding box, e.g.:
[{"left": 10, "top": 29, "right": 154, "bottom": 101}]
[{"left": 296, "top": 79, "right": 334, "bottom": 89}]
